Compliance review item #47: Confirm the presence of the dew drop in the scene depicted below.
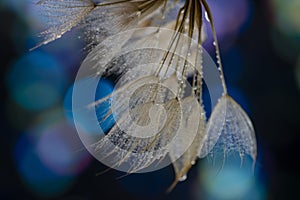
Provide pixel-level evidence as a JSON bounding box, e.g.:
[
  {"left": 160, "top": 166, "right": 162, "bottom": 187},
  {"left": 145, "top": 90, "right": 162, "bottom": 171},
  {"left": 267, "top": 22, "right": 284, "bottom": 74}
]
[
  {"left": 205, "top": 12, "right": 210, "bottom": 22},
  {"left": 179, "top": 174, "right": 187, "bottom": 182}
]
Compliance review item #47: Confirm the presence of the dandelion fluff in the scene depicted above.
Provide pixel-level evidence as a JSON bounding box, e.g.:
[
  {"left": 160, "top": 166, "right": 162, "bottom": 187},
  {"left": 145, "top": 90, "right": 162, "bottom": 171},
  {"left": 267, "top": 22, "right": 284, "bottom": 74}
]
[
  {"left": 33, "top": 0, "right": 258, "bottom": 190},
  {"left": 199, "top": 95, "right": 257, "bottom": 164},
  {"left": 168, "top": 96, "right": 206, "bottom": 192},
  {"left": 80, "top": 1, "right": 140, "bottom": 50},
  {"left": 33, "top": 0, "right": 141, "bottom": 50},
  {"left": 33, "top": 0, "right": 95, "bottom": 49},
  {"left": 93, "top": 74, "right": 184, "bottom": 172}
]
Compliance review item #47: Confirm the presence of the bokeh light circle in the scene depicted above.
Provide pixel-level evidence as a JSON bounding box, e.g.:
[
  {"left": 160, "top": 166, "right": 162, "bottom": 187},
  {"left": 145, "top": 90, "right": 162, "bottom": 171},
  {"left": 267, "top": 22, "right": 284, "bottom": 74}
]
[
  {"left": 13, "top": 108, "right": 92, "bottom": 197},
  {"left": 6, "top": 51, "right": 67, "bottom": 111}
]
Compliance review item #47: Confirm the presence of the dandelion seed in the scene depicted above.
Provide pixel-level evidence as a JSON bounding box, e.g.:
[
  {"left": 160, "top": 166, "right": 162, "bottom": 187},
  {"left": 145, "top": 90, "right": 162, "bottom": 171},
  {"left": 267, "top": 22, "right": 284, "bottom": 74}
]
[
  {"left": 199, "top": 95, "right": 257, "bottom": 165},
  {"left": 168, "top": 96, "right": 206, "bottom": 192},
  {"left": 198, "top": 0, "right": 257, "bottom": 167}
]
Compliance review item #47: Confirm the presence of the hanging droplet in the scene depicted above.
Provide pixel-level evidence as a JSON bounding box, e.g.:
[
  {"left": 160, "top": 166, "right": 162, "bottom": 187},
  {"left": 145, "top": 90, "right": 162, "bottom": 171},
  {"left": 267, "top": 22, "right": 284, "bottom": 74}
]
[
  {"left": 179, "top": 174, "right": 187, "bottom": 182},
  {"left": 205, "top": 12, "right": 210, "bottom": 22}
]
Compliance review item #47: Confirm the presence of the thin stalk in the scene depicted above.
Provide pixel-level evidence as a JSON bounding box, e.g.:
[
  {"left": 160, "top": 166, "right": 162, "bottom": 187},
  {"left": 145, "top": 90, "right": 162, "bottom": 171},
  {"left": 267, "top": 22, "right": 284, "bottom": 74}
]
[{"left": 200, "top": 0, "right": 227, "bottom": 95}]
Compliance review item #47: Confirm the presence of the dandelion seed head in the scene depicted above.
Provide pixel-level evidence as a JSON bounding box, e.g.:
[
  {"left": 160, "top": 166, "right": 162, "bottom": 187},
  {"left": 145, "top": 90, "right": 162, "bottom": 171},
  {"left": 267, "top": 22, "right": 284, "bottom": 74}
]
[{"left": 34, "top": 0, "right": 258, "bottom": 191}]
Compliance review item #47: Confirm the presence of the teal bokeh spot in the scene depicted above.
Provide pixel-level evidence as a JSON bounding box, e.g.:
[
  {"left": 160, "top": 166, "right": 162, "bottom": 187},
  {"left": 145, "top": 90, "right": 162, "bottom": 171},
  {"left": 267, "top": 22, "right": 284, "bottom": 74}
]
[{"left": 6, "top": 51, "right": 66, "bottom": 111}]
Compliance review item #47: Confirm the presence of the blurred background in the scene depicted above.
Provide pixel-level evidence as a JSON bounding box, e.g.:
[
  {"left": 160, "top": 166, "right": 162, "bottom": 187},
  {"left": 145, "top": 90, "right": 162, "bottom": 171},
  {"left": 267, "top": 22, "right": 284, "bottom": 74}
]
[{"left": 1, "top": 0, "right": 299, "bottom": 199}]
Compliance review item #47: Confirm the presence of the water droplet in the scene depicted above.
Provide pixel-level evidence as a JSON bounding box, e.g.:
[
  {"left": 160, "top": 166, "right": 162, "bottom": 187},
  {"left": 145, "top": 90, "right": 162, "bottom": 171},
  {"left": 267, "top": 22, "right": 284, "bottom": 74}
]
[
  {"left": 205, "top": 12, "right": 210, "bottom": 22},
  {"left": 179, "top": 174, "right": 187, "bottom": 182},
  {"left": 213, "top": 41, "right": 216, "bottom": 46},
  {"left": 191, "top": 160, "right": 196, "bottom": 165}
]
